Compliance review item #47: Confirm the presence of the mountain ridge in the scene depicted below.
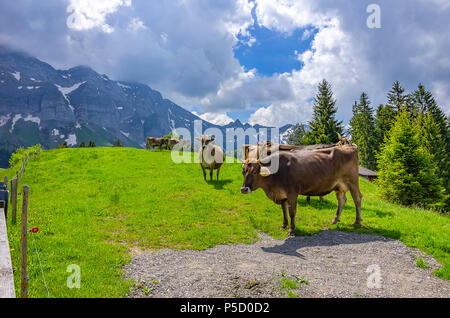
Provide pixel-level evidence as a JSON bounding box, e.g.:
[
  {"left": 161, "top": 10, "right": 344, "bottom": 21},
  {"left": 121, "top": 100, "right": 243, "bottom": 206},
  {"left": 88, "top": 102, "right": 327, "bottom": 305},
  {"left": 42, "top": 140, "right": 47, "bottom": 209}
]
[{"left": 0, "top": 47, "right": 293, "bottom": 167}]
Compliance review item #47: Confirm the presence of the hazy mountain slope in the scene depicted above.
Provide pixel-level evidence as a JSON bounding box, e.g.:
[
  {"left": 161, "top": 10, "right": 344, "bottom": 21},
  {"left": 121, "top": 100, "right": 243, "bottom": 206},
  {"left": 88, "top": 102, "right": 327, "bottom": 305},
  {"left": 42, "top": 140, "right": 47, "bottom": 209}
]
[{"left": 0, "top": 46, "right": 293, "bottom": 167}]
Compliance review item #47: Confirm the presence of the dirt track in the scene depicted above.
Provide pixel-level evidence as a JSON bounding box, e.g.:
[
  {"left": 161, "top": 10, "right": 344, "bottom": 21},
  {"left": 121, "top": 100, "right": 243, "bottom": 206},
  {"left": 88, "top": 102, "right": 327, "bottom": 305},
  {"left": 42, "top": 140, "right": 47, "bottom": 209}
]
[{"left": 124, "top": 230, "right": 449, "bottom": 298}]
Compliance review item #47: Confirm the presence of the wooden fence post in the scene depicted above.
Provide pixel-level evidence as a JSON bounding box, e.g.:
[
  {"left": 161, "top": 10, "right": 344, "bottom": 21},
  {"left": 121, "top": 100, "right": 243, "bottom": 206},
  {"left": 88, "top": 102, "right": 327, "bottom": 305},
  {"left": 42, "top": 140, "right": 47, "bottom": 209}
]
[
  {"left": 10, "top": 178, "right": 18, "bottom": 225},
  {"left": 21, "top": 185, "right": 29, "bottom": 298}
]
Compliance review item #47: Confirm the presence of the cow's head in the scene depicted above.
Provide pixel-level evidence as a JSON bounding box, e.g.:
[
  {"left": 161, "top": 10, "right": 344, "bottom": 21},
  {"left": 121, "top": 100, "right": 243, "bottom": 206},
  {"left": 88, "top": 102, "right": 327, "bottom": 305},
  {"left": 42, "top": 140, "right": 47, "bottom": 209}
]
[
  {"left": 240, "top": 159, "right": 272, "bottom": 194},
  {"left": 195, "top": 135, "right": 215, "bottom": 150}
]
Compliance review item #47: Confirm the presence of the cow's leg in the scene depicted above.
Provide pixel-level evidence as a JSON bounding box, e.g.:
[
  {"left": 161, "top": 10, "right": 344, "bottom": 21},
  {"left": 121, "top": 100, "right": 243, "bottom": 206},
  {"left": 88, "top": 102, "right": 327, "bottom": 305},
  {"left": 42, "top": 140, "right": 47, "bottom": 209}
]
[
  {"left": 288, "top": 197, "right": 297, "bottom": 236},
  {"left": 331, "top": 191, "right": 347, "bottom": 224},
  {"left": 209, "top": 166, "right": 214, "bottom": 181},
  {"left": 201, "top": 165, "right": 207, "bottom": 181},
  {"left": 319, "top": 196, "right": 325, "bottom": 203},
  {"left": 280, "top": 200, "right": 289, "bottom": 230},
  {"left": 216, "top": 166, "right": 221, "bottom": 182},
  {"left": 349, "top": 185, "right": 363, "bottom": 225},
  {"left": 306, "top": 196, "right": 311, "bottom": 204}
]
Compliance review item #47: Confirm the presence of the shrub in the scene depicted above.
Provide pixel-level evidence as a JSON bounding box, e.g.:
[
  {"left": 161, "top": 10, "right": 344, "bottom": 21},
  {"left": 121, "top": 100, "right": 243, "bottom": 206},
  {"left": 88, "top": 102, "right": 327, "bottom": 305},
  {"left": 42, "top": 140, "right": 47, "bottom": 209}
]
[
  {"left": 114, "top": 139, "right": 123, "bottom": 147},
  {"left": 8, "top": 144, "right": 42, "bottom": 168},
  {"left": 377, "top": 109, "right": 444, "bottom": 208}
]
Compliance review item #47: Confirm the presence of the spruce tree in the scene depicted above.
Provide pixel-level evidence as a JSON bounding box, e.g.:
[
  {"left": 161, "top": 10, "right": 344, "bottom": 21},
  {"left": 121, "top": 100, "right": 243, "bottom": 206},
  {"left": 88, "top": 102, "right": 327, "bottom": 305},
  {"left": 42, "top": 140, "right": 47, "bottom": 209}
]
[
  {"left": 349, "top": 92, "right": 377, "bottom": 170},
  {"left": 412, "top": 84, "right": 450, "bottom": 210},
  {"left": 88, "top": 140, "right": 96, "bottom": 148},
  {"left": 375, "top": 104, "right": 396, "bottom": 152},
  {"left": 377, "top": 109, "right": 443, "bottom": 208},
  {"left": 387, "top": 81, "right": 407, "bottom": 114},
  {"left": 287, "top": 123, "right": 308, "bottom": 145},
  {"left": 305, "top": 79, "right": 343, "bottom": 145}
]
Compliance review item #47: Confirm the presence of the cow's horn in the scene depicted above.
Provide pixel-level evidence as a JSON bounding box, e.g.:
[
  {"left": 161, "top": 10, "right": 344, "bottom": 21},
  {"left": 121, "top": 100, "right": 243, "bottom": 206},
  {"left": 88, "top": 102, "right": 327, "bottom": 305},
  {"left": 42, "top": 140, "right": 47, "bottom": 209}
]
[{"left": 260, "top": 166, "right": 271, "bottom": 177}]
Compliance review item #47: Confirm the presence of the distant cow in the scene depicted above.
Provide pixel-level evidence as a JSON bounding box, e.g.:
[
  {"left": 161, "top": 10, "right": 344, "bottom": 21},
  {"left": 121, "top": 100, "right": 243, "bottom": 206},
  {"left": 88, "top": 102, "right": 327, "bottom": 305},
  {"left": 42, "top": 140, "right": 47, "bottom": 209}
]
[
  {"left": 196, "top": 135, "right": 225, "bottom": 182},
  {"left": 146, "top": 137, "right": 167, "bottom": 150},
  {"left": 167, "top": 139, "right": 180, "bottom": 150},
  {"left": 240, "top": 145, "right": 363, "bottom": 235}
]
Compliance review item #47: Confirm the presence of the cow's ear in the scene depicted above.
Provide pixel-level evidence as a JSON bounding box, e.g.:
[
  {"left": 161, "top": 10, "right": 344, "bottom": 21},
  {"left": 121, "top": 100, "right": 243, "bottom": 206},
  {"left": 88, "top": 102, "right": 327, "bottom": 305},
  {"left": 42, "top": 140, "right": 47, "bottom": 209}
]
[
  {"left": 210, "top": 138, "right": 215, "bottom": 142},
  {"left": 260, "top": 166, "right": 271, "bottom": 177},
  {"left": 195, "top": 137, "right": 201, "bottom": 141}
]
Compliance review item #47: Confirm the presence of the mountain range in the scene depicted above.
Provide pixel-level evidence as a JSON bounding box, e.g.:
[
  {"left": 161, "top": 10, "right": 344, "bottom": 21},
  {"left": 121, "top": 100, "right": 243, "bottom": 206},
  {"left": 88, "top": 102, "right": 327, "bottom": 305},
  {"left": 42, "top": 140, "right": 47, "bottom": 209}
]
[{"left": 0, "top": 46, "right": 293, "bottom": 167}]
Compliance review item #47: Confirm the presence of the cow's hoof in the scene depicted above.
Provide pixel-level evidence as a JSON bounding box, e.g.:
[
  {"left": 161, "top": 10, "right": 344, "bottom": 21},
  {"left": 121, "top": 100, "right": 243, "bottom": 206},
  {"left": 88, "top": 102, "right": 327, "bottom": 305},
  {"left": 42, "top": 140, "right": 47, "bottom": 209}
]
[
  {"left": 331, "top": 219, "right": 340, "bottom": 225},
  {"left": 353, "top": 221, "right": 362, "bottom": 227},
  {"left": 287, "top": 230, "right": 296, "bottom": 237},
  {"left": 280, "top": 225, "right": 288, "bottom": 230}
]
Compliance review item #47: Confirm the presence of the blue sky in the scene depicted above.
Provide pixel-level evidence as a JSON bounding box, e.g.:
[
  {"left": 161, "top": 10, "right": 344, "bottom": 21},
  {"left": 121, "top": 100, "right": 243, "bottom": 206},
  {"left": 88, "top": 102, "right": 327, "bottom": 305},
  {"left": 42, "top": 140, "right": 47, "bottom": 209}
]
[
  {"left": 234, "top": 25, "right": 315, "bottom": 77},
  {"left": 0, "top": 0, "right": 449, "bottom": 127},
  {"left": 231, "top": 19, "right": 316, "bottom": 123}
]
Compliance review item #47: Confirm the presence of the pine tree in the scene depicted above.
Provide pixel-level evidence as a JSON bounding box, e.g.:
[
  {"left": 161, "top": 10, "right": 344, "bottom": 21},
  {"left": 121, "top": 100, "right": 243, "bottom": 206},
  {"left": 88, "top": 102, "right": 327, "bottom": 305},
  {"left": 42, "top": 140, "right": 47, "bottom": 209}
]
[
  {"left": 305, "top": 79, "right": 343, "bottom": 145},
  {"left": 349, "top": 92, "right": 377, "bottom": 170},
  {"left": 88, "top": 140, "right": 96, "bottom": 148},
  {"left": 79, "top": 141, "right": 86, "bottom": 148},
  {"left": 387, "top": 81, "right": 407, "bottom": 114},
  {"left": 412, "top": 84, "right": 450, "bottom": 210},
  {"left": 114, "top": 139, "right": 123, "bottom": 147},
  {"left": 287, "top": 123, "right": 308, "bottom": 145},
  {"left": 377, "top": 109, "right": 443, "bottom": 208},
  {"left": 413, "top": 84, "right": 432, "bottom": 115},
  {"left": 375, "top": 103, "right": 396, "bottom": 152}
]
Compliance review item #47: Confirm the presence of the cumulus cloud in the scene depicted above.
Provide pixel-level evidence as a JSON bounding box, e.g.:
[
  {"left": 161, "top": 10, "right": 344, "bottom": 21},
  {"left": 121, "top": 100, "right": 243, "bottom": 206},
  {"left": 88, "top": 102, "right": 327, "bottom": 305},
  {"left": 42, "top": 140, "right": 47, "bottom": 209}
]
[
  {"left": 66, "top": 0, "right": 132, "bottom": 33},
  {"left": 0, "top": 0, "right": 448, "bottom": 127},
  {"left": 192, "top": 112, "right": 234, "bottom": 126}
]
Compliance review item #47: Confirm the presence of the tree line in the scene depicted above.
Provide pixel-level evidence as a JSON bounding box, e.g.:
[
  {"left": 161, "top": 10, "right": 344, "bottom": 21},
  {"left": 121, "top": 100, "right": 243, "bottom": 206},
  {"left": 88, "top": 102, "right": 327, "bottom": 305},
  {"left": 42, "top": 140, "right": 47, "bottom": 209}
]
[{"left": 288, "top": 79, "right": 449, "bottom": 211}]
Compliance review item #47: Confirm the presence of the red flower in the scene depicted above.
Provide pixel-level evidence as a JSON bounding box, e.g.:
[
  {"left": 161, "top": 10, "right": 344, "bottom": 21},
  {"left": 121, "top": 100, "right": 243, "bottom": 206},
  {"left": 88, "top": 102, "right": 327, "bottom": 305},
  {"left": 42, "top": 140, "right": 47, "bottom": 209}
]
[{"left": 30, "top": 227, "right": 39, "bottom": 233}]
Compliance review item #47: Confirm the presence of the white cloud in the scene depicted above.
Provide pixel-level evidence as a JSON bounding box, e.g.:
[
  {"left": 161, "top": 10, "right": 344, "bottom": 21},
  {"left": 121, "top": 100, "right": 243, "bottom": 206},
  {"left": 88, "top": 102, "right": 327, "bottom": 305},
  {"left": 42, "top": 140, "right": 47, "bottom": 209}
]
[
  {"left": 66, "top": 0, "right": 132, "bottom": 33},
  {"left": 193, "top": 112, "right": 234, "bottom": 126},
  {"left": 127, "top": 17, "right": 147, "bottom": 32},
  {"left": 254, "top": 0, "right": 329, "bottom": 34},
  {"left": 1, "top": 0, "right": 449, "bottom": 128}
]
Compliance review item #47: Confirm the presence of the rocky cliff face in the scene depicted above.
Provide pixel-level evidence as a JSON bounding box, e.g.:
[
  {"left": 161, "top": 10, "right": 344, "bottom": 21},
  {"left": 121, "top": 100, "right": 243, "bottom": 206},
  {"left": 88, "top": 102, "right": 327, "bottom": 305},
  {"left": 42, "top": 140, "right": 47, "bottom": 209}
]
[{"left": 0, "top": 47, "right": 293, "bottom": 167}]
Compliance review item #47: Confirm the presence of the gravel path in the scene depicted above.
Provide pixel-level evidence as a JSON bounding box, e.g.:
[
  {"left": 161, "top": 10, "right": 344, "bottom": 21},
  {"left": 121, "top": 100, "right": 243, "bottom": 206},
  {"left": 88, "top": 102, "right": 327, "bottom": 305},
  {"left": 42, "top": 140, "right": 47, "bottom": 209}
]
[{"left": 124, "top": 230, "right": 449, "bottom": 298}]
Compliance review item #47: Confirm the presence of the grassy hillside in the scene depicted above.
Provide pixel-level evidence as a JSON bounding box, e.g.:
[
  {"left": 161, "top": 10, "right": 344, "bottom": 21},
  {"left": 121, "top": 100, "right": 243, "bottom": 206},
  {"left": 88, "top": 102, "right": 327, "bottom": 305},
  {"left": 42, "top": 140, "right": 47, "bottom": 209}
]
[{"left": 1, "top": 147, "right": 449, "bottom": 298}]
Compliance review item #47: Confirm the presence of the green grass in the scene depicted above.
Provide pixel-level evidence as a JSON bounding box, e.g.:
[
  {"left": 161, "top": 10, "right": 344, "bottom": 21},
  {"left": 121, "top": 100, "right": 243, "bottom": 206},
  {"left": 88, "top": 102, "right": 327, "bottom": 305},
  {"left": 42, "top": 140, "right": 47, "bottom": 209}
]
[
  {"left": 1, "top": 147, "right": 449, "bottom": 298},
  {"left": 278, "top": 271, "right": 309, "bottom": 298},
  {"left": 415, "top": 256, "right": 430, "bottom": 269}
]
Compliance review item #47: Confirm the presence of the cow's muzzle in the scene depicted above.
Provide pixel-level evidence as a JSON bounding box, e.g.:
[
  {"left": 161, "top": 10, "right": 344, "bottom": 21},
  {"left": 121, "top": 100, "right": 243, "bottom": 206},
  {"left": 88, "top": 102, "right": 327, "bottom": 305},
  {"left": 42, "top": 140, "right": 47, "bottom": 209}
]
[{"left": 240, "top": 187, "right": 252, "bottom": 194}]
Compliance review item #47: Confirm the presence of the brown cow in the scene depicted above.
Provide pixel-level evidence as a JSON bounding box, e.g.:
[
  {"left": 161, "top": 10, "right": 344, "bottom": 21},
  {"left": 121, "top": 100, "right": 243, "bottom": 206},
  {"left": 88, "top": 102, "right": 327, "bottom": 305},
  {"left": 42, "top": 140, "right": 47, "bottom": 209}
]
[
  {"left": 146, "top": 137, "right": 168, "bottom": 150},
  {"left": 196, "top": 135, "right": 225, "bottom": 182},
  {"left": 240, "top": 145, "right": 362, "bottom": 235},
  {"left": 242, "top": 142, "right": 334, "bottom": 203},
  {"left": 167, "top": 139, "right": 180, "bottom": 150}
]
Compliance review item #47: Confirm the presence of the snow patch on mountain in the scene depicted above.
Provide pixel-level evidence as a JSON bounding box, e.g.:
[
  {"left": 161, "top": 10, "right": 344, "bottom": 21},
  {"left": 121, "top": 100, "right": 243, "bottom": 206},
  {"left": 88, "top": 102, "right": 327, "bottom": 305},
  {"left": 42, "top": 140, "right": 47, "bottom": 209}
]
[
  {"left": 0, "top": 113, "right": 11, "bottom": 127},
  {"left": 65, "top": 134, "right": 77, "bottom": 146},
  {"left": 9, "top": 114, "right": 41, "bottom": 133},
  {"left": 10, "top": 71, "right": 20, "bottom": 81},
  {"left": 117, "top": 82, "right": 131, "bottom": 90},
  {"left": 55, "top": 82, "right": 86, "bottom": 112},
  {"left": 280, "top": 127, "right": 294, "bottom": 144}
]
